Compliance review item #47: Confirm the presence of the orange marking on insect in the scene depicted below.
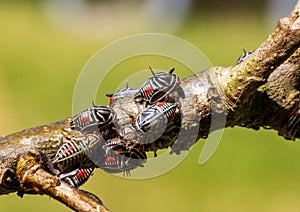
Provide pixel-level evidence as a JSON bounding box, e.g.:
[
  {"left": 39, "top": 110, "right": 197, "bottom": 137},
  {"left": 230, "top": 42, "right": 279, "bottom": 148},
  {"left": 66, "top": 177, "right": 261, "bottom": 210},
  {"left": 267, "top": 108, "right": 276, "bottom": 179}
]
[
  {"left": 132, "top": 118, "right": 136, "bottom": 124},
  {"left": 65, "top": 145, "right": 77, "bottom": 154},
  {"left": 76, "top": 170, "right": 87, "bottom": 179},
  {"left": 144, "top": 87, "right": 154, "bottom": 95},
  {"left": 105, "top": 157, "right": 117, "bottom": 163},
  {"left": 167, "top": 113, "right": 175, "bottom": 121},
  {"left": 81, "top": 116, "right": 90, "bottom": 124},
  {"left": 156, "top": 102, "right": 166, "bottom": 107}
]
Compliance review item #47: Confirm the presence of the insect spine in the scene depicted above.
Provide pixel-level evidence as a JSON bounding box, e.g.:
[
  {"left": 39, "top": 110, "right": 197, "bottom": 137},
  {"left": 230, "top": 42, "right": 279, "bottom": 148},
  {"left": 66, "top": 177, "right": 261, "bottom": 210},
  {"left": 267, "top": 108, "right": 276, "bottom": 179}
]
[{"left": 134, "top": 67, "right": 181, "bottom": 104}]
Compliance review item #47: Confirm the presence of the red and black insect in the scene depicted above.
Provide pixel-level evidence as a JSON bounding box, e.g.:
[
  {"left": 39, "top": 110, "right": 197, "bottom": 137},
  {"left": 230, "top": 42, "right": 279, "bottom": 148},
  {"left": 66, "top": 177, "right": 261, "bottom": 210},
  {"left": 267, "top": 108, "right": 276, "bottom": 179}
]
[
  {"left": 53, "top": 134, "right": 101, "bottom": 168},
  {"left": 106, "top": 81, "right": 137, "bottom": 104},
  {"left": 59, "top": 165, "right": 95, "bottom": 188},
  {"left": 53, "top": 140, "right": 86, "bottom": 167},
  {"left": 134, "top": 67, "right": 181, "bottom": 104},
  {"left": 71, "top": 104, "right": 115, "bottom": 133},
  {"left": 101, "top": 137, "right": 146, "bottom": 175},
  {"left": 135, "top": 102, "right": 177, "bottom": 134}
]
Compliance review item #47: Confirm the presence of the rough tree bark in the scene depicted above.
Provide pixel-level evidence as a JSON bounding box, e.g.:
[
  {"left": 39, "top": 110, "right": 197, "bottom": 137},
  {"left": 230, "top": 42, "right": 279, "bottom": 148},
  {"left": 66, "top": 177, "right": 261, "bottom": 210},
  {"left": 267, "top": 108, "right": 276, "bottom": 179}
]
[{"left": 0, "top": 1, "right": 299, "bottom": 212}]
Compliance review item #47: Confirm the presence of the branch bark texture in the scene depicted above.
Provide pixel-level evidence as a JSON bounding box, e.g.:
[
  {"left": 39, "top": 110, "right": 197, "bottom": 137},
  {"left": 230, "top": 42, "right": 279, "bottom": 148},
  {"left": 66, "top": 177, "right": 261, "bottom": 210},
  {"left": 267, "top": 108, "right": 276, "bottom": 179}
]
[{"left": 0, "top": 1, "right": 299, "bottom": 211}]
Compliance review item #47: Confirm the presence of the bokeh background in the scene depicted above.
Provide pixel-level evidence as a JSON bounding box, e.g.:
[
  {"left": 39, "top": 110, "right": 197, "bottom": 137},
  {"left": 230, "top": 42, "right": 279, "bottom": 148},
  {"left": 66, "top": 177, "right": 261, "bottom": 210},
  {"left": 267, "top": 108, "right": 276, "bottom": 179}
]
[{"left": 0, "top": 0, "right": 299, "bottom": 211}]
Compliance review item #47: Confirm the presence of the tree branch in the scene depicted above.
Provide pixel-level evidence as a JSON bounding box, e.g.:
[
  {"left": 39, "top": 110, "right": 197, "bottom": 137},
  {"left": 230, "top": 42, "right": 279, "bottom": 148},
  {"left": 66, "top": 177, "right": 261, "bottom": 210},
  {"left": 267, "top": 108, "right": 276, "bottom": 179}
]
[
  {"left": 0, "top": 1, "right": 299, "bottom": 211},
  {"left": 17, "top": 152, "right": 110, "bottom": 212},
  {"left": 0, "top": 119, "right": 110, "bottom": 211}
]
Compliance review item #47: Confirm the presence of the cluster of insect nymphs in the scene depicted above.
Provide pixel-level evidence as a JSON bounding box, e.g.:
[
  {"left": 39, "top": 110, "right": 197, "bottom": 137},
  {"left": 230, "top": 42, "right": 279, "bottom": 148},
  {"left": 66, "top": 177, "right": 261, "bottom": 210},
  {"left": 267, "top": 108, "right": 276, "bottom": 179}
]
[{"left": 51, "top": 67, "right": 184, "bottom": 188}]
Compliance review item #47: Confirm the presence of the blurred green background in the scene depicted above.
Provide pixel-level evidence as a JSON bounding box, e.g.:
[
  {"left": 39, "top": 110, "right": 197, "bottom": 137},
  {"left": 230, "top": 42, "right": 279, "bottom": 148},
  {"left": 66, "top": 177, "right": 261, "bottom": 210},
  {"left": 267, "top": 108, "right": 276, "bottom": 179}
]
[{"left": 1, "top": 0, "right": 300, "bottom": 211}]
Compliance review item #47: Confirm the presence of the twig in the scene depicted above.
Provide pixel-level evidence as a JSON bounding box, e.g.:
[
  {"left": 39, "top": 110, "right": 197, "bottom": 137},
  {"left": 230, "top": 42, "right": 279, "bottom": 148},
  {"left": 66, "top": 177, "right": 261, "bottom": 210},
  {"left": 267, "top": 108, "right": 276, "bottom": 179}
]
[
  {"left": 0, "top": 1, "right": 299, "bottom": 211},
  {"left": 16, "top": 152, "right": 110, "bottom": 212}
]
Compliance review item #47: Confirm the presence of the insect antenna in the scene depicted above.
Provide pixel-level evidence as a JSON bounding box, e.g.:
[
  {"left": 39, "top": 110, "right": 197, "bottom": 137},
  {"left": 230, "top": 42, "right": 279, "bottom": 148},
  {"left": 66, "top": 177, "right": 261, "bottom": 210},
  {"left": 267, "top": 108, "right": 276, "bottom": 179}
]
[
  {"left": 169, "top": 67, "right": 175, "bottom": 73},
  {"left": 242, "top": 48, "right": 247, "bottom": 54},
  {"left": 149, "top": 66, "right": 156, "bottom": 76}
]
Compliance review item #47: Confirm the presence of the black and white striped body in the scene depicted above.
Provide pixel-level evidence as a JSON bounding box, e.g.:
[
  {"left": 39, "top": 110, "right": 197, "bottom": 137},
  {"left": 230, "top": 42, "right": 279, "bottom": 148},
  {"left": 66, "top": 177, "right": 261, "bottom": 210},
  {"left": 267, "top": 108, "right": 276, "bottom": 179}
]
[
  {"left": 71, "top": 105, "right": 115, "bottom": 133},
  {"left": 59, "top": 166, "right": 95, "bottom": 188},
  {"left": 236, "top": 49, "right": 254, "bottom": 64},
  {"left": 53, "top": 134, "right": 101, "bottom": 169},
  {"left": 135, "top": 102, "right": 177, "bottom": 134},
  {"left": 101, "top": 137, "right": 146, "bottom": 175},
  {"left": 54, "top": 134, "right": 101, "bottom": 187},
  {"left": 53, "top": 140, "right": 86, "bottom": 167},
  {"left": 134, "top": 68, "right": 181, "bottom": 104},
  {"left": 107, "top": 84, "right": 137, "bottom": 105}
]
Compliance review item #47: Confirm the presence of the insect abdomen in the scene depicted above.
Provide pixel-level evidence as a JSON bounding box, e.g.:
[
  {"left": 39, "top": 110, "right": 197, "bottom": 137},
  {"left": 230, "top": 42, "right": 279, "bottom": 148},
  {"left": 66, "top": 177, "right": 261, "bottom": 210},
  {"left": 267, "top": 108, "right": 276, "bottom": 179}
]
[
  {"left": 135, "top": 102, "right": 177, "bottom": 133},
  {"left": 60, "top": 166, "right": 95, "bottom": 188},
  {"left": 53, "top": 140, "right": 86, "bottom": 167}
]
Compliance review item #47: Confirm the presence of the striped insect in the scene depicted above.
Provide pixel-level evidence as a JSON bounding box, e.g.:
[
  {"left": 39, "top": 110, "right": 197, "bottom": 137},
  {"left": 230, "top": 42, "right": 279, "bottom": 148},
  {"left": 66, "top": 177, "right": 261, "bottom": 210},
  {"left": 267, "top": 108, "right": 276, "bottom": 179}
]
[
  {"left": 71, "top": 104, "right": 115, "bottom": 133},
  {"left": 236, "top": 49, "right": 254, "bottom": 64},
  {"left": 59, "top": 165, "right": 95, "bottom": 188},
  {"left": 101, "top": 137, "right": 146, "bottom": 175},
  {"left": 53, "top": 133, "right": 101, "bottom": 169},
  {"left": 134, "top": 67, "right": 181, "bottom": 104},
  {"left": 135, "top": 102, "right": 177, "bottom": 134},
  {"left": 106, "top": 83, "right": 143, "bottom": 140},
  {"left": 106, "top": 81, "right": 137, "bottom": 104}
]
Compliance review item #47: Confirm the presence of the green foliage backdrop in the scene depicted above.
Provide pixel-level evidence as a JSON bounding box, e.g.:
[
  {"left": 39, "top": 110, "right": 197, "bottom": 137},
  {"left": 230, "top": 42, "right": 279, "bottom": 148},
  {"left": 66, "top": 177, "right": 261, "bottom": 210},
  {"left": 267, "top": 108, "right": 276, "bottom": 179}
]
[{"left": 0, "top": 1, "right": 299, "bottom": 211}]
